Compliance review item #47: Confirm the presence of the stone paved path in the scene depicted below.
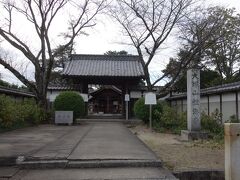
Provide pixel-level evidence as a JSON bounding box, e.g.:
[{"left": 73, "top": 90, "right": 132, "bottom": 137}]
[
  {"left": 68, "top": 123, "right": 157, "bottom": 160},
  {"left": 0, "top": 122, "right": 177, "bottom": 179}
]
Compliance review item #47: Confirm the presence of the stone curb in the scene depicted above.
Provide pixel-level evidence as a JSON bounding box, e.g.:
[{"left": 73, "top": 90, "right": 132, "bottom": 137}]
[
  {"left": 173, "top": 170, "right": 224, "bottom": 180},
  {"left": 0, "top": 157, "right": 17, "bottom": 166},
  {"left": 67, "top": 159, "right": 162, "bottom": 168},
  {"left": 17, "top": 159, "right": 162, "bottom": 169},
  {"left": 18, "top": 160, "right": 68, "bottom": 169},
  {"left": 76, "top": 119, "right": 142, "bottom": 124}
]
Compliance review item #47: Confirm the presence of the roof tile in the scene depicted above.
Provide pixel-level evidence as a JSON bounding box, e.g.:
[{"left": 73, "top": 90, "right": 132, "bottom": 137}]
[{"left": 62, "top": 54, "right": 145, "bottom": 77}]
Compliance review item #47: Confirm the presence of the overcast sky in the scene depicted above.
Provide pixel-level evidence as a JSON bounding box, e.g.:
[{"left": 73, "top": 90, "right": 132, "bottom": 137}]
[{"left": 0, "top": 0, "right": 240, "bottom": 85}]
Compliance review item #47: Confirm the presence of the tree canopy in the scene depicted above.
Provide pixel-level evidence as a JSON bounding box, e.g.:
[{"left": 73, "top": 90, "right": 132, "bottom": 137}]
[
  {"left": 163, "top": 6, "right": 240, "bottom": 90},
  {"left": 104, "top": 50, "right": 129, "bottom": 55},
  {"left": 0, "top": 0, "right": 106, "bottom": 111}
]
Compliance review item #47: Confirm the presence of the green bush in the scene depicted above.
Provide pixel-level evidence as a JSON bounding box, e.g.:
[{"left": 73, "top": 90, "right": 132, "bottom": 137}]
[
  {"left": 133, "top": 97, "right": 163, "bottom": 123},
  {"left": 201, "top": 110, "right": 224, "bottom": 140},
  {"left": 0, "top": 95, "right": 18, "bottom": 128},
  {"left": 19, "top": 99, "right": 43, "bottom": 125},
  {"left": 54, "top": 91, "right": 85, "bottom": 120},
  {"left": 0, "top": 95, "right": 42, "bottom": 130},
  {"left": 153, "top": 102, "right": 187, "bottom": 134},
  {"left": 227, "top": 115, "right": 239, "bottom": 123}
]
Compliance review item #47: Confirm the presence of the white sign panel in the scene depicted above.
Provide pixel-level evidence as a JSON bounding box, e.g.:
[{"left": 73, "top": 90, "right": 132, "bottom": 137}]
[
  {"left": 145, "top": 92, "right": 157, "bottom": 105},
  {"left": 80, "top": 93, "right": 88, "bottom": 102},
  {"left": 125, "top": 94, "right": 130, "bottom": 101}
]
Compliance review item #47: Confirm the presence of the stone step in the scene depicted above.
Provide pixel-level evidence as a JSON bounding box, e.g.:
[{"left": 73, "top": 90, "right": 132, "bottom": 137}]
[
  {"left": 10, "top": 167, "right": 179, "bottom": 180},
  {"left": 17, "top": 159, "right": 162, "bottom": 169},
  {"left": 76, "top": 118, "right": 142, "bottom": 124},
  {"left": 0, "top": 156, "right": 17, "bottom": 166},
  {"left": 67, "top": 159, "right": 162, "bottom": 168}
]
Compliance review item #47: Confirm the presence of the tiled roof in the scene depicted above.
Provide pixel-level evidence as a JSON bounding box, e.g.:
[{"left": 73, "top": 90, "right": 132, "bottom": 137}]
[
  {"left": 62, "top": 54, "right": 145, "bottom": 77},
  {"left": 90, "top": 86, "right": 122, "bottom": 96},
  {"left": 167, "top": 81, "right": 240, "bottom": 100},
  {"left": 0, "top": 86, "right": 35, "bottom": 97},
  {"left": 48, "top": 83, "right": 81, "bottom": 90}
]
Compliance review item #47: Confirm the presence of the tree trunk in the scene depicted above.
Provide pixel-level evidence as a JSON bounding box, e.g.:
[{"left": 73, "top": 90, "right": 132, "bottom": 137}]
[{"left": 144, "top": 66, "right": 152, "bottom": 91}]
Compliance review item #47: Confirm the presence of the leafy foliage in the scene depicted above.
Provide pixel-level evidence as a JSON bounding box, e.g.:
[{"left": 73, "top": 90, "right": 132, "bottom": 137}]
[
  {"left": 0, "top": 95, "right": 42, "bottom": 130},
  {"left": 165, "top": 6, "right": 240, "bottom": 89},
  {"left": 0, "top": 78, "right": 29, "bottom": 91},
  {"left": 164, "top": 64, "right": 222, "bottom": 92},
  {"left": 54, "top": 91, "right": 85, "bottom": 120},
  {"left": 133, "top": 97, "right": 163, "bottom": 124},
  {"left": 153, "top": 102, "right": 187, "bottom": 134},
  {"left": 204, "top": 7, "right": 240, "bottom": 81},
  {"left": 138, "top": 100, "right": 224, "bottom": 140},
  {"left": 201, "top": 110, "right": 224, "bottom": 140},
  {"left": 104, "top": 50, "right": 129, "bottom": 55}
]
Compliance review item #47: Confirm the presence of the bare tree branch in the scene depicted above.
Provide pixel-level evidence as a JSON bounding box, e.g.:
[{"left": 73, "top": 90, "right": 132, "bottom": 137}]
[
  {"left": 109, "top": 0, "right": 194, "bottom": 90},
  {"left": 0, "top": 0, "right": 106, "bottom": 111}
]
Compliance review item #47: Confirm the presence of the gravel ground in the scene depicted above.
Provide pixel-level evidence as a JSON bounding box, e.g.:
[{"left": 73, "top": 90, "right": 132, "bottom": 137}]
[{"left": 129, "top": 124, "right": 224, "bottom": 172}]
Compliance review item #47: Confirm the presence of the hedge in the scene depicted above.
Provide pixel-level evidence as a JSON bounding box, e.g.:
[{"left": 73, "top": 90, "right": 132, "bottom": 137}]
[{"left": 0, "top": 95, "right": 42, "bottom": 130}]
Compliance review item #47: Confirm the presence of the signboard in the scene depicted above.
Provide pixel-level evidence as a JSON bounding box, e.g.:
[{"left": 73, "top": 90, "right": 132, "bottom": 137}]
[
  {"left": 125, "top": 94, "right": 130, "bottom": 101},
  {"left": 55, "top": 111, "right": 73, "bottom": 125},
  {"left": 145, "top": 92, "right": 157, "bottom": 105}
]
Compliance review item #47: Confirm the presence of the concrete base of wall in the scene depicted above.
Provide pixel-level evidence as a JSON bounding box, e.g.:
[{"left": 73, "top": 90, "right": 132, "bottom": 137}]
[
  {"left": 174, "top": 170, "right": 224, "bottom": 180},
  {"left": 225, "top": 123, "right": 240, "bottom": 180},
  {"left": 181, "top": 130, "right": 208, "bottom": 141}
]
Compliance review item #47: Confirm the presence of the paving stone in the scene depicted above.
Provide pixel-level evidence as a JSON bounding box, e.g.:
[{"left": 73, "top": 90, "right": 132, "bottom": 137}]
[
  {"left": 11, "top": 167, "right": 177, "bottom": 180},
  {"left": 0, "top": 167, "right": 19, "bottom": 178}
]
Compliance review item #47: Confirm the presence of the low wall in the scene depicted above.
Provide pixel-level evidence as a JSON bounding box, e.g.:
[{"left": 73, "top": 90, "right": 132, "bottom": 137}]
[
  {"left": 170, "top": 91, "right": 240, "bottom": 123},
  {"left": 225, "top": 123, "right": 240, "bottom": 180},
  {"left": 174, "top": 170, "right": 224, "bottom": 180}
]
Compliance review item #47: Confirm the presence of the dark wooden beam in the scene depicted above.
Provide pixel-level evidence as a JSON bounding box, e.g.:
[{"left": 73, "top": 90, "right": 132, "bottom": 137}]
[
  {"left": 207, "top": 95, "right": 210, "bottom": 116},
  {"left": 220, "top": 94, "right": 223, "bottom": 123}
]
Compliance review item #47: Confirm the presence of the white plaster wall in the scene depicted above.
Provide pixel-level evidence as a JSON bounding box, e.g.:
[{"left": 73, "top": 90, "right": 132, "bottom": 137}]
[
  {"left": 209, "top": 95, "right": 220, "bottom": 114},
  {"left": 171, "top": 100, "right": 177, "bottom": 109},
  {"left": 170, "top": 91, "right": 240, "bottom": 123},
  {"left": 201, "top": 97, "right": 208, "bottom": 103},
  {"left": 130, "top": 91, "right": 142, "bottom": 98},
  {"left": 200, "top": 97, "right": 208, "bottom": 114},
  {"left": 176, "top": 100, "right": 182, "bottom": 113},
  {"left": 183, "top": 99, "right": 187, "bottom": 112},
  {"left": 222, "top": 93, "right": 236, "bottom": 122},
  {"left": 47, "top": 91, "right": 61, "bottom": 102},
  {"left": 47, "top": 90, "right": 87, "bottom": 102},
  {"left": 201, "top": 103, "right": 208, "bottom": 114}
]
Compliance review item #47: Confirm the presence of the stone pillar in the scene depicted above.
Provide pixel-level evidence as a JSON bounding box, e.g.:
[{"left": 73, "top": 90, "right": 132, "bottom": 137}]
[
  {"left": 187, "top": 68, "right": 201, "bottom": 131},
  {"left": 225, "top": 123, "right": 240, "bottom": 180},
  {"left": 181, "top": 68, "right": 208, "bottom": 141}
]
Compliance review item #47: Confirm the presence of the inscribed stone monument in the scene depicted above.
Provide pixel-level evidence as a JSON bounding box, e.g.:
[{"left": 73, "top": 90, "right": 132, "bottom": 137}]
[
  {"left": 187, "top": 68, "right": 201, "bottom": 131},
  {"left": 181, "top": 68, "right": 208, "bottom": 140}
]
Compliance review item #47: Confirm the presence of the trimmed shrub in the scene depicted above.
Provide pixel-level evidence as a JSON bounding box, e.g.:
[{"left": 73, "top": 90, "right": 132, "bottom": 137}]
[
  {"left": 133, "top": 97, "right": 163, "bottom": 123},
  {"left": 54, "top": 91, "right": 85, "bottom": 120}
]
